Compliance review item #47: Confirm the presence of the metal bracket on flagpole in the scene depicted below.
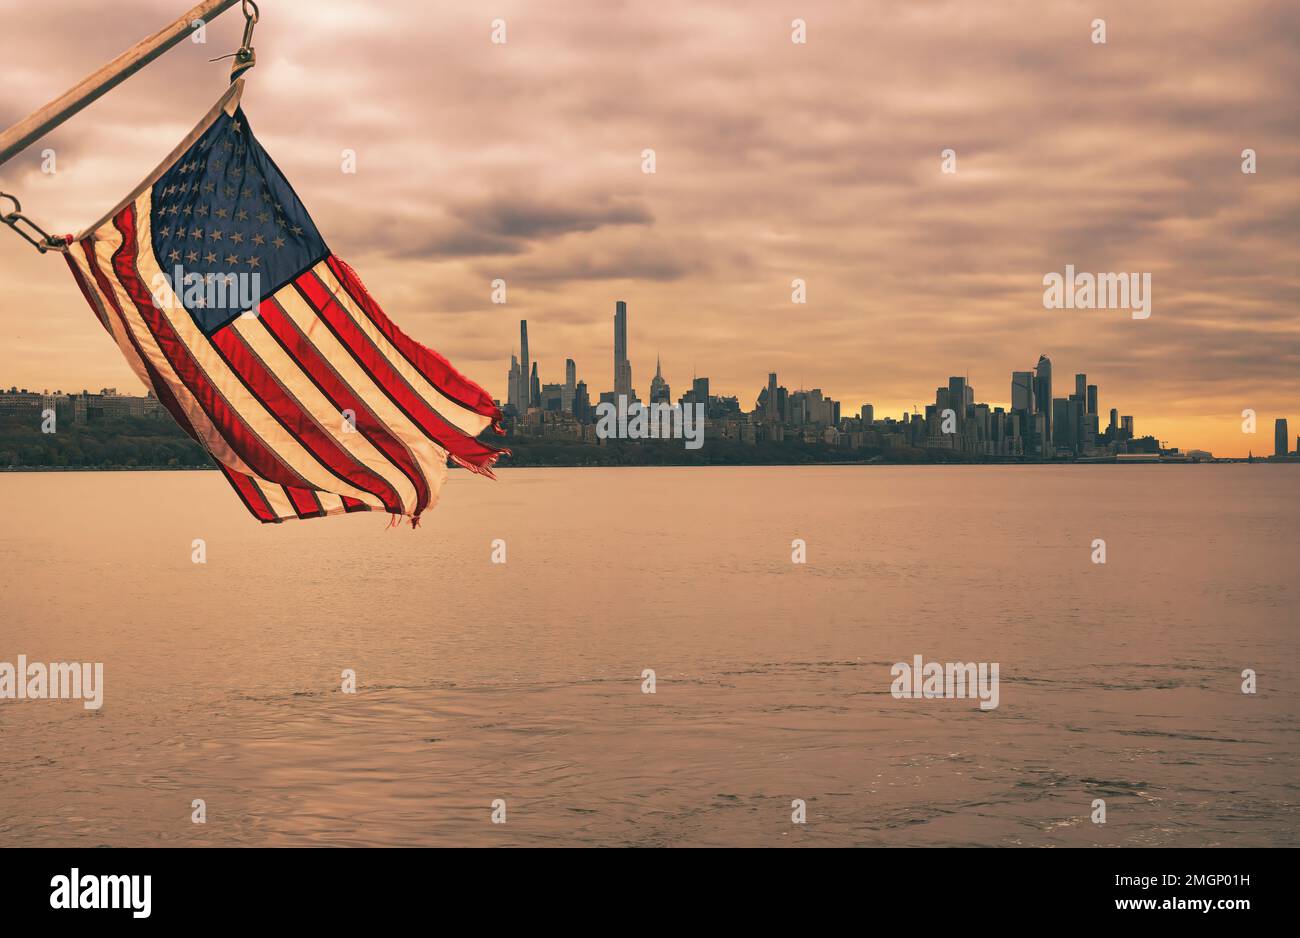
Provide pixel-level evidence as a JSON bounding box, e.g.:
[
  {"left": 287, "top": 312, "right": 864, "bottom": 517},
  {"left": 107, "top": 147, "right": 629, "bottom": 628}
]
[
  {"left": 211, "top": 0, "right": 259, "bottom": 83},
  {"left": 0, "top": 192, "right": 67, "bottom": 253}
]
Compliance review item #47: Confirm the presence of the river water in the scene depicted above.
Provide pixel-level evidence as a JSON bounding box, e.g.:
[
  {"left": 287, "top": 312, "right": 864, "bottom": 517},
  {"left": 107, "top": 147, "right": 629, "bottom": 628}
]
[{"left": 0, "top": 465, "right": 1296, "bottom": 846}]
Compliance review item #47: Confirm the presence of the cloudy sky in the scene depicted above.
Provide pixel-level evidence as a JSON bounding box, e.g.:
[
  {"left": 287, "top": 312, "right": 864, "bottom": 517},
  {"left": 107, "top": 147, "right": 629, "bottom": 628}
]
[{"left": 1, "top": 0, "right": 1296, "bottom": 455}]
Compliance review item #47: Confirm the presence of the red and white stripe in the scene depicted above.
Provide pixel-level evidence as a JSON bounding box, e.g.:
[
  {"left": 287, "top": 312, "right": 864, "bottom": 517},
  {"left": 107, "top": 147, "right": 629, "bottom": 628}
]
[{"left": 64, "top": 190, "right": 504, "bottom": 525}]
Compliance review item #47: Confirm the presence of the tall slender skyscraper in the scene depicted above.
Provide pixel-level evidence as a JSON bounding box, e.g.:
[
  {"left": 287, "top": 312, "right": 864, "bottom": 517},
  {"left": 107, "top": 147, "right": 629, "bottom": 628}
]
[
  {"left": 767, "top": 372, "right": 779, "bottom": 422},
  {"left": 1276, "top": 418, "right": 1290, "bottom": 458},
  {"left": 563, "top": 359, "right": 576, "bottom": 413},
  {"left": 1086, "top": 384, "right": 1098, "bottom": 415},
  {"left": 519, "top": 320, "right": 531, "bottom": 411},
  {"left": 613, "top": 301, "right": 632, "bottom": 399},
  {"left": 1075, "top": 373, "right": 1087, "bottom": 401},
  {"left": 530, "top": 362, "right": 540, "bottom": 409}
]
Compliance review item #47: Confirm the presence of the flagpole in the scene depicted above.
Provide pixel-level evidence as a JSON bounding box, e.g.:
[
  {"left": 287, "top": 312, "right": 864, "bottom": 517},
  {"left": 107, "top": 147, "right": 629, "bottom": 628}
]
[{"left": 0, "top": 0, "right": 244, "bottom": 169}]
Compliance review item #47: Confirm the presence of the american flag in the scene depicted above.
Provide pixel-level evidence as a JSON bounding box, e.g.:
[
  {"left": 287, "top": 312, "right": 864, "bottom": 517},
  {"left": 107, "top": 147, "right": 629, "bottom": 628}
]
[{"left": 62, "top": 81, "right": 506, "bottom": 525}]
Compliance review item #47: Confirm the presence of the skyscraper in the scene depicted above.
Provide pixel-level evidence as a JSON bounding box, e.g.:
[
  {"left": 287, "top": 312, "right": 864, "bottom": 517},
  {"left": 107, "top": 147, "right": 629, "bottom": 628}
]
[
  {"left": 563, "top": 359, "right": 576, "bottom": 413},
  {"left": 1121, "top": 415, "right": 1134, "bottom": 438},
  {"left": 1070, "top": 398, "right": 1085, "bottom": 452},
  {"left": 1051, "top": 399, "right": 1067, "bottom": 449},
  {"left": 948, "top": 377, "right": 967, "bottom": 419},
  {"left": 530, "top": 362, "right": 540, "bottom": 409},
  {"left": 767, "top": 372, "right": 779, "bottom": 422},
  {"left": 1109, "top": 408, "right": 1118, "bottom": 433},
  {"left": 613, "top": 301, "right": 632, "bottom": 399},
  {"left": 1086, "top": 384, "right": 1098, "bottom": 415},
  {"left": 519, "top": 320, "right": 531, "bottom": 412},
  {"left": 1034, "top": 355, "right": 1052, "bottom": 449},
  {"left": 649, "top": 356, "right": 670, "bottom": 403},
  {"left": 692, "top": 376, "right": 709, "bottom": 410},
  {"left": 1011, "top": 371, "right": 1034, "bottom": 413},
  {"left": 1276, "top": 418, "right": 1290, "bottom": 458},
  {"left": 507, "top": 354, "right": 520, "bottom": 412},
  {"left": 1075, "top": 373, "right": 1087, "bottom": 402}
]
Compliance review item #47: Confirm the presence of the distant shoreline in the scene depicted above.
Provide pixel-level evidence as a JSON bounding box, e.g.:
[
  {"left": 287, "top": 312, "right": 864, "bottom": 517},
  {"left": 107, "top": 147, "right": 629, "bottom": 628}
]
[
  {"left": 0, "top": 461, "right": 1282, "bottom": 473},
  {"left": 0, "top": 465, "right": 215, "bottom": 472},
  {"left": 7, "top": 414, "right": 1281, "bottom": 469}
]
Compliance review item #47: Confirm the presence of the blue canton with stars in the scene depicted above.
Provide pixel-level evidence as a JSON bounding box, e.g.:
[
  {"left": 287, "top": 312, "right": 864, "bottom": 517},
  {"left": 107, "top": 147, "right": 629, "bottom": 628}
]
[{"left": 150, "top": 106, "right": 328, "bottom": 335}]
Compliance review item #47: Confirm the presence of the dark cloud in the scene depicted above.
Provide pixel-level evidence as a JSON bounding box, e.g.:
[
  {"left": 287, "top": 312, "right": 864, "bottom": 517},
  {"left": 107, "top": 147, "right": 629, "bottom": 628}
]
[{"left": 383, "top": 193, "right": 653, "bottom": 258}]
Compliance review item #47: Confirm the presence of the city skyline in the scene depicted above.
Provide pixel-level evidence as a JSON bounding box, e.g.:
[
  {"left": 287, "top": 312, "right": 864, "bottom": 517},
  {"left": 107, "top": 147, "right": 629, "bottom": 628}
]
[
  {"left": 502, "top": 301, "right": 1294, "bottom": 460},
  {"left": 1, "top": 0, "right": 1296, "bottom": 458},
  {"left": 4, "top": 289, "right": 1295, "bottom": 460}
]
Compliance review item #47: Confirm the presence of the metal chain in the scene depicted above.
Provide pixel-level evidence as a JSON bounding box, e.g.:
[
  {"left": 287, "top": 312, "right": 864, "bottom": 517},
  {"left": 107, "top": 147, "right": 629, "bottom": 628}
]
[{"left": 0, "top": 191, "right": 68, "bottom": 253}]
